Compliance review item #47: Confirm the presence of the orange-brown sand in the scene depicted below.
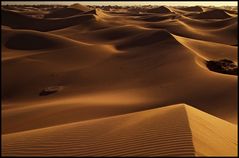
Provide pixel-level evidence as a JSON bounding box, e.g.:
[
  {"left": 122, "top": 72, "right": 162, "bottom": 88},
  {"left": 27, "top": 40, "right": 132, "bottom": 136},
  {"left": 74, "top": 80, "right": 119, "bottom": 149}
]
[{"left": 1, "top": 4, "right": 238, "bottom": 156}]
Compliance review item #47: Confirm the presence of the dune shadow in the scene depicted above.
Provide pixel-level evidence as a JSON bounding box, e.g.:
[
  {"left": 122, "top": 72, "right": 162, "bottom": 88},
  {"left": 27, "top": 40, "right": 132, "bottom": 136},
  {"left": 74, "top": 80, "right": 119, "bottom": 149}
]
[{"left": 5, "top": 33, "right": 58, "bottom": 50}]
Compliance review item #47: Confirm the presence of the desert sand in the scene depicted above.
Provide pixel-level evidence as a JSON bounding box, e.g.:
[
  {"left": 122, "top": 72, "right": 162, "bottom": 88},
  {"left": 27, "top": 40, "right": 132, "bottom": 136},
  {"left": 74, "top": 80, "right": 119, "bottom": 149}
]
[{"left": 1, "top": 3, "right": 238, "bottom": 156}]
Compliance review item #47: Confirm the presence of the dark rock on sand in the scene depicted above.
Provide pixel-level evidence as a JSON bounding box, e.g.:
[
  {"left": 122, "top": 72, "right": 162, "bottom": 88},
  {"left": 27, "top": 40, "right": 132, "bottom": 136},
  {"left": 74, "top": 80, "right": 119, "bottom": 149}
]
[
  {"left": 206, "top": 59, "right": 237, "bottom": 75},
  {"left": 39, "top": 86, "right": 62, "bottom": 96}
]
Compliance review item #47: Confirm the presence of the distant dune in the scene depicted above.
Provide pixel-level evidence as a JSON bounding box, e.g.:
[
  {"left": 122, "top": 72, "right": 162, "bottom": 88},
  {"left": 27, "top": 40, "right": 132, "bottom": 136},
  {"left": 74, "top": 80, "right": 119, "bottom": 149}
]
[
  {"left": 45, "top": 4, "right": 92, "bottom": 18},
  {"left": 69, "top": 3, "right": 92, "bottom": 11},
  {"left": 45, "top": 8, "right": 87, "bottom": 18},
  {"left": 147, "top": 6, "right": 173, "bottom": 14},
  {"left": 1, "top": 3, "right": 238, "bottom": 157},
  {"left": 178, "top": 6, "right": 204, "bottom": 12},
  {"left": 191, "top": 9, "right": 232, "bottom": 19},
  {"left": 2, "top": 9, "right": 97, "bottom": 31}
]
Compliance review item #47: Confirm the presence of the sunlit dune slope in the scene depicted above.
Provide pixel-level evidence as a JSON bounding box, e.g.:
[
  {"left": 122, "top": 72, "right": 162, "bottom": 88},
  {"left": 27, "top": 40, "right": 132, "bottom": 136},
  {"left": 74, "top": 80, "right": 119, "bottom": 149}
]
[{"left": 2, "top": 104, "right": 237, "bottom": 156}]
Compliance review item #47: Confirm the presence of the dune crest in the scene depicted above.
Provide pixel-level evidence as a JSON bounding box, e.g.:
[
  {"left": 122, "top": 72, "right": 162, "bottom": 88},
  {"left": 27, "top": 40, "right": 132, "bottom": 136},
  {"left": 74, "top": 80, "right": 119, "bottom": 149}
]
[
  {"left": 69, "top": 3, "right": 91, "bottom": 11},
  {"left": 2, "top": 104, "right": 237, "bottom": 156}
]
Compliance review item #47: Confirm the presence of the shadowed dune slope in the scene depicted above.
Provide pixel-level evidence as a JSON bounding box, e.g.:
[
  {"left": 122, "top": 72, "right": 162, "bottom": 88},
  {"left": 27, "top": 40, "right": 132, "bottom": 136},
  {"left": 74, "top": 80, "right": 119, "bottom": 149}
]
[
  {"left": 178, "top": 6, "right": 204, "bottom": 12},
  {"left": 136, "top": 14, "right": 180, "bottom": 22},
  {"left": 2, "top": 9, "right": 97, "bottom": 31},
  {"left": 191, "top": 9, "right": 232, "bottom": 19},
  {"left": 147, "top": 6, "right": 173, "bottom": 14},
  {"left": 3, "top": 29, "right": 64, "bottom": 50},
  {"left": 69, "top": 3, "right": 91, "bottom": 11},
  {"left": 2, "top": 104, "right": 237, "bottom": 156},
  {"left": 178, "top": 16, "right": 237, "bottom": 30},
  {"left": 44, "top": 4, "right": 92, "bottom": 18},
  {"left": 44, "top": 8, "right": 87, "bottom": 18},
  {"left": 2, "top": 9, "right": 36, "bottom": 28},
  {"left": 115, "top": 29, "right": 178, "bottom": 50}
]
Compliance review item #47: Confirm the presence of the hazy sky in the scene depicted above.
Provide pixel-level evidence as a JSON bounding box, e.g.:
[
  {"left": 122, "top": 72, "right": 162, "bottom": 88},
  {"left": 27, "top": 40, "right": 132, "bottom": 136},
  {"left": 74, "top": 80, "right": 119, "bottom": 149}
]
[{"left": 1, "top": 1, "right": 238, "bottom": 6}]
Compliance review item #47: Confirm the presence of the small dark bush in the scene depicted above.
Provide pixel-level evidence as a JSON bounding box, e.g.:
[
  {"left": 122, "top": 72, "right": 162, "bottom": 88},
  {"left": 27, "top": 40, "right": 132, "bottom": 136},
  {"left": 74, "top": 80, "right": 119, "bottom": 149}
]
[{"left": 206, "top": 59, "right": 237, "bottom": 75}]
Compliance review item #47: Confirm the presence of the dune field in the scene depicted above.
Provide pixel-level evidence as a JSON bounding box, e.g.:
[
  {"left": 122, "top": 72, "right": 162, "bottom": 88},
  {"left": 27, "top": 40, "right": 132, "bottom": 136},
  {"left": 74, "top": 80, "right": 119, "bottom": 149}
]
[{"left": 1, "top": 3, "right": 238, "bottom": 156}]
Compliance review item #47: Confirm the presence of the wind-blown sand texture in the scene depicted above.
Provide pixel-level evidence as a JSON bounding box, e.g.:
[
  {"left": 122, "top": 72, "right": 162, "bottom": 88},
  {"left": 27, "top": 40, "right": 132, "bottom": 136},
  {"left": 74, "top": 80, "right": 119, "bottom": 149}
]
[{"left": 1, "top": 4, "right": 238, "bottom": 156}]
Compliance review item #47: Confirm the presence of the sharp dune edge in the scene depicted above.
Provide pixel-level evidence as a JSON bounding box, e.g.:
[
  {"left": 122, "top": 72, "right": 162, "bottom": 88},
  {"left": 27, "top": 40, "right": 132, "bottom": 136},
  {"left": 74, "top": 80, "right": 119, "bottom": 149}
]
[
  {"left": 1, "top": 3, "right": 238, "bottom": 156},
  {"left": 2, "top": 104, "right": 237, "bottom": 156}
]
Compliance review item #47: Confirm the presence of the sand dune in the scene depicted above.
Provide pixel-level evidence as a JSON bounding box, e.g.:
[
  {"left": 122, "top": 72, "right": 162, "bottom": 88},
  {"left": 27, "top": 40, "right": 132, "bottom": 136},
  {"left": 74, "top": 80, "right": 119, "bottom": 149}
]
[
  {"left": 44, "top": 4, "right": 92, "bottom": 18},
  {"left": 2, "top": 104, "right": 237, "bottom": 156},
  {"left": 1, "top": 3, "right": 238, "bottom": 156},
  {"left": 179, "top": 16, "right": 237, "bottom": 29},
  {"left": 2, "top": 9, "right": 97, "bottom": 31},
  {"left": 3, "top": 29, "right": 65, "bottom": 50},
  {"left": 190, "top": 9, "right": 232, "bottom": 19},
  {"left": 44, "top": 8, "right": 87, "bottom": 18},
  {"left": 185, "top": 105, "right": 237, "bottom": 156},
  {"left": 136, "top": 14, "right": 180, "bottom": 22},
  {"left": 178, "top": 6, "right": 204, "bottom": 12},
  {"left": 69, "top": 3, "right": 91, "bottom": 11},
  {"left": 115, "top": 29, "right": 178, "bottom": 50},
  {"left": 147, "top": 6, "right": 173, "bottom": 14},
  {"left": 144, "top": 17, "right": 237, "bottom": 45}
]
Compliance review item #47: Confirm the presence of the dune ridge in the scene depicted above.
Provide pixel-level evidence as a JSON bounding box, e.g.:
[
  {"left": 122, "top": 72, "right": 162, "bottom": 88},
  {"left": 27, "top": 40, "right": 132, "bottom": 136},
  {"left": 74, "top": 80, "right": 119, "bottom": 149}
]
[{"left": 2, "top": 104, "right": 237, "bottom": 156}]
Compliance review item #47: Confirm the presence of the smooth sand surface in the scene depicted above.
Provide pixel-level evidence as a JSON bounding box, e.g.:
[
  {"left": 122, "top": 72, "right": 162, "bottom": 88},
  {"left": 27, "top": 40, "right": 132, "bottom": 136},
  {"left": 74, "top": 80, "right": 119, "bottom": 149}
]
[{"left": 1, "top": 4, "right": 238, "bottom": 156}]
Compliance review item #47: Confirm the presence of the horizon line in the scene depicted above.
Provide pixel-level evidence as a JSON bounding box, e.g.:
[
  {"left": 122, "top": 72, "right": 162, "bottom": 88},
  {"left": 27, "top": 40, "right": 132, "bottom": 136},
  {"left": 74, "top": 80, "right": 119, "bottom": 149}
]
[{"left": 1, "top": 1, "right": 238, "bottom": 6}]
